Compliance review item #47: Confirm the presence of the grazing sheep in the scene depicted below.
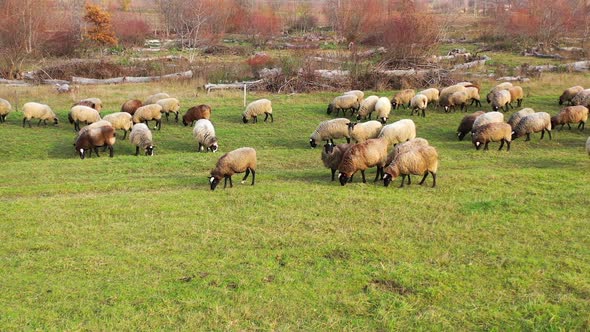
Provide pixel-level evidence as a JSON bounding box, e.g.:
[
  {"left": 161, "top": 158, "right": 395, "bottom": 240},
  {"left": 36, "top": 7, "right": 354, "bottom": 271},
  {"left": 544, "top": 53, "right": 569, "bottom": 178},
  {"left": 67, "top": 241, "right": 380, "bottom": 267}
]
[
  {"left": 337, "top": 137, "right": 389, "bottom": 185},
  {"left": 347, "top": 120, "right": 383, "bottom": 143},
  {"left": 385, "top": 137, "right": 430, "bottom": 167},
  {"left": 383, "top": 145, "right": 438, "bottom": 188},
  {"left": 512, "top": 112, "right": 552, "bottom": 141},
  {"left": 418, "top": 88, "right": 440, "bottom": 106},
  {"left": 375, "top": 97, "right": 392, "bottom": 124},
  {"left": 68, "top": 105, "right": 101, "bottom": 131},
  {"left": 410, "top": 94, "right": 428, "bottom": 117},
  {"left": 75, "top": 98, "right": 103, "bottom": 112},
  {"left": 443, "top": 91, "right": 469, "bottom": 112},
  {"left": 327, "top": 94, "right": 359, "bottom": 117},
  {"left": 507, "top": 108, "right": 535, "bottom": 129},
  {"left": 551, "top": 106, "right": 589, "bottom": 131},
  {"left": 209, "top": 147, "right": 256, "bottom": 190},
  {"left": 0, "top": 98, "right": 12, "bottom": 123},
  {"left": 243, "top": 98, "right": 273, "bottom": 123},
  {"left": 378, "top": 119, "right": 416, "bottom": 147},
  {"left": 121, "top": 99, "right": 143, "bottom": 115},
  {"left": 508, "top": 86, "right": 524, "bottom": 108},
  {"left": 309, "top": 118, "right": 351, "bottom": 148},
  {"left": 133, "top": 104, "right": 163, "bottom": 130},
  {"left": 486, "top": 82, "right": 513, "bottom": 103},
  {"left": 74, "top": 121, "right": 116, "bottom": 159},
  {"left": 321, "top": 143, "right": 353, "bottom": 181},
  {"left": 559, "top": 86, "right": 584, "bottom": 105},
  {"left": 472, "top": 122, "right": 512, "bottom": 151},
  {"left": 103, "top": 112, "right": 134, "bottom": 139},
  {"left": 472, "top": 111, "right": 504, "bottom": 132},
  {"left": 183, "top": 104, "right": 212, "bottom": 126},
  {"left": 22, "top": 102, "right": 58, "bottom": 128},
  {"left": 572, "top": 89, "right": 590, "bottom": 108},
  {"left": 490, "top": 90, "right": 512, "bottom": 112},
  {"left": 586, "top": 136, "right": 590, "bottom": 155},
  {"left": 344, "top": 90, "right": 364, "bottom": 103},
  {"left": 457, "top": 111, "right": 485, "bottom": 141},
  {"left": 144, "top": 92, "right": 170, "bottom": 105},
  {"left": 439, "top": 85, "right": 467, "bottom": 109},
  {"left": 391, "top": 89, "right": 415, "bottom": 109},
  {"left": 356, "top": 95, "right": 379, "bottom": 120},
  {"left": 193, "top": 119, "right": 219, "bottom": 152},
  {"left": 157, "top": 97, "right": 181, "bottom": 122},
  {"left": 129, "top": 123, "right": 154, "bottom": 156},
  {"left": 465, "top": 86, "right": 482, "bottom": 107}
]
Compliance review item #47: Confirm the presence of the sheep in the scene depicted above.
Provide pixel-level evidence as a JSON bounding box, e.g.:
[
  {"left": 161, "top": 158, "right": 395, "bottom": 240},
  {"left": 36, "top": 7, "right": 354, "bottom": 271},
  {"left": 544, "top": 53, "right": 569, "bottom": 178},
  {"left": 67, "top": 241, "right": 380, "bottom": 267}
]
[
  {"left": 410, "top": 94, "right": 428, "bottom": 117},
  {"left": 183, "top": 104, "right": 212, "bottom": 126},
  {"left": 391, "top": 89, "right": 415, "bottom": 109},
  {"left": 157, "top": 97, "right": 181, "bottom": 122},
  {"left": 193, "top": 119, "right": 219, "bottom": 152},
  {"left": 512, "top": 112, "right": 552, "bottom": 141},
  {"left": 559, "top": 86, "right": 584, "bottom": 105},
  {"left": 68, "top": 105, "right": 101, "bottom": 131},
  {"left": 309, "top": 118, "right": 351, "bottom": 148},
  {"left": 385, "top": 137, "right": 430, "bottom": 167},
  {"left": 551, "top": 106, "right": 589, "bottom": 131},
  {"left": 347, "top": 120, "right": 383, "bottom": 143},
  {"left": 472, "top": 111, "right": 504, "bottom": 132},
  {"left": 129, "top": 123, "right": 154, "bottom": 156},
  {"left": 103, "top": 112, "right": 134, "bottom": 139},
  {"left": 455, "top": 81, "right": 475, "bottom": 87},
  {"left": 344, "top": 90, "right": 364, "bottom": 103},
  {"left": 486, "top": 82, "right": 513, "bottom": 103},
  {"left": 472, "top": 122, "right": 512, "bottom": 151},
  {"left": 465, "top": 86, "right": 482, "bottom": 107},
  {"left": 75, "top": 98, "right": 103, "bottom": 111},
  {"left": 133, "top": 104, "right": 163, "bottom": 130},
  {"left": 144, "top": 92, "right": 170, "bottom": 105},
  {"left": 356, "top": 95, "right": 379, "bottom": 120},
  {"left": 508, "top": 86, "right": 524, "bottom": 108},
  {"left": 383, "top": 145, "right": 438, "bottom": 188},
  {"left": 327, "top": 94, "right": 359, "bottom": 117},
  {"left": 571, "top": 89, "right": 590, "bottom": 108},
  {"left": 121, "top": 99, "right": 143, "bottom": 115},
  {"left": 22, "top": 102, "right": 58, "bottom": 128},
  {"left": 375, "top": 97, "right": 392, "bottom": 124},
  {"left": 457, "top": 111, "right": 485, "bottom": 141},
  {"left": 337, "top": 137, "right": 389, "bottom": 185},
  {"left": 321, "top": 142, "right": 353, "bottom": 181},
  {"left": 209, "top": 147, "right": 256, "bottom": 190},
  {"left": 378, "top": 119, "right": 416, "bottom": 147},
  {"left": 74, "top": 121, "right": 116, "bottom": 159},
  {"left": 439, "top": 85, "right": 466, "bottom": 108},
  {"left": 418, "top": 88, "right": 440, "bottom": 106},
  {"left": 0, "top": 98, "right": 12, "bottom": 123},
  {"left": 490, "top": 90, "right": 512, "bottom": 112},
  {"left": 243, "top": 98, "right": 273, "bottom": 123},
  {"left": 443, "top": 91, "right": 469, "bottom": 112},
  {"left": 586, "top": 136, "right": 590, "bottom": 155},
  {"left": 507, "top": 108, "right": 535, "bottom": 129}
]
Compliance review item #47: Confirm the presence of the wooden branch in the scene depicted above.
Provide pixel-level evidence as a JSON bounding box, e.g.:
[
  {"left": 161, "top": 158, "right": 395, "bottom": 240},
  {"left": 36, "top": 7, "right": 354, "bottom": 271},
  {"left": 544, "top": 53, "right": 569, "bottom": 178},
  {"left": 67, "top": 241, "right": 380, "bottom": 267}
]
[{"left": 204, "top": 79, "right": 264, "bottom": 93}]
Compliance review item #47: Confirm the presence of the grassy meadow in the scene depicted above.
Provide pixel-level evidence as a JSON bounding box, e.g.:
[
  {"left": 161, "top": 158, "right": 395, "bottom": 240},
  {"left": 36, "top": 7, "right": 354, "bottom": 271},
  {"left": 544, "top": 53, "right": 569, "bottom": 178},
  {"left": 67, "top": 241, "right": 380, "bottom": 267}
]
[{"left": 0, "top": 73, "right": 589, "bottom": 330}]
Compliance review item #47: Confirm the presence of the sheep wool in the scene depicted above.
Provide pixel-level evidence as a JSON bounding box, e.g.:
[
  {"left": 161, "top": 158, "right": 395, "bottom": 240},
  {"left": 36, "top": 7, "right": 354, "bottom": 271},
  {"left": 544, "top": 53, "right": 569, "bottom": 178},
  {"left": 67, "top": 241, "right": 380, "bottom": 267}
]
[
  {"left": 490, "top": 90, "right": 512, "bottom": 112},
  {"left": 356, "top": 95, "right": 379, "bottom": 120},
  {"left": 391, "top": 89, "right": 415, "bottom": 109},
  {"left": 507, "top": 108, "right": 535, "bottom": 129},
  {"left": 103, "top": 112, "right": 134, "bottom": 139},
  {"left": 559, "top": 86, "right": 584, "bottom": 105},
  {"left": 344, "top": 90, "right": 364, "bottom": 103},
  {"left": 472, "top": 111, "right": 504, "bottom": 132},
  {"left": 121, "top": 99, "right": 143, "bottom": 115},
  {"left": 243, "top": 98, "right": 273, "bottom": 123},
  {"left": 508, "top": 86, "right": 524, "bottom": 108},
  {"left": 385, "top": 137, "right": 430, "bottom": 166},
  {"left": 129, "top": 123, "right": 154, "bottom": 156},
  {"left": 551, "top": 106, "right": 589, "bottom": 131},
  {"left": 347, "top": 120, "right": 383, "bottom": 143},
  {"left": 472, "top": 122, "right": 512, "bottom": 151},
  {"left": 309, "top": 118, "right": 351, "bottom": 148},
  {"left": 486, "top": 82, "right": 513, "bottom": 103},
  {"left": 183, "top": 104, "right": 212, "bottom": 126},
  {"left": 512, "top": 112, "right": 552, "bottom": 141},
  {"left": 378, "top": 119, "right": 416, "bottom": 147},
  {"left": 465, "top": 86, "right": 482, "bottom": 107},
  {"left": 209, "top": 147, "right": 257, "bottom": 190},
  {"left": 69, "top": 105, "right": 102, "bottom": 131},
  {"left": 145, "top": 92, "right": 170, "bottom": 105},
  {"left": 383, "top": 145, "right": 438, "bottom": 188},
  {"left": 586, "top": 136, "right": 590, "bottom": 156},
  {"left": 418, "top": 88, "right": 440, "bottom": 104},
  {"left": 337, "top": 137, "right": 389, "bottom": 185},
  {"left": 457, "top": 111, "right": 485, "bottom": 141},
  {"left": 444, "top": 91, "right": 469, "bottom": 112},
  {"left": 375, "top": 97, "right": 392, "bottom": 124},
  {"left": 327, "top": 94, "right": 359, "bottom": 116},
  {"left": 0, "top": 98, "right": 12, "bottom": 123},
  {"left": 193, "top": 119, "right": 218, "bottom": 152},
  {"left": 321, "top": 143, "right": 353, "bottom": 181},
  {"left": 77, "top": 98, "right": 103, "bottom": 111},
  {"left": 410, "top": 94, "right": 428, "bottom": 117},
  {"left": 22, "top": 102, "right": 58, "bottom": 128},
  {"left": 572, "top": 89, "right": 590, "bottom": 108},
  {"left": 74, "top": 121, "right": 116, "bottom": 159},
  {"left": 133, "top": 104, "right": 163, "bottom": 130},
  {"left": 157, "top": 97, "right": 181, "bottom": 122}
]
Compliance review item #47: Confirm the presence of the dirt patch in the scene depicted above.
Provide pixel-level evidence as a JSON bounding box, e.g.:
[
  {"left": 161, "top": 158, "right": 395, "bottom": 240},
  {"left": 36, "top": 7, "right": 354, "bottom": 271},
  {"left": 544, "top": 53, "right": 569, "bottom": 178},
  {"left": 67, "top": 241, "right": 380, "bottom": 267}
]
[{"left": 368, "top": 279, "right": 414, "bottom": 296}]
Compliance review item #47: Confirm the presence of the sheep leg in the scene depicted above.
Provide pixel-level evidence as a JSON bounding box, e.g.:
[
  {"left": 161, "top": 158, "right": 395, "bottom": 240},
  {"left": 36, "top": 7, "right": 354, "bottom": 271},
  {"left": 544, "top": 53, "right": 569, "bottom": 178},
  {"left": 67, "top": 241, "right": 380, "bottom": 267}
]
[
  {"left": 348, "top": 175, "right": 353, "bottom": 183},
  {"left": 242, "top": 169, "right": 250, "bottom": 183},
  {"left": 345, "top": 137, "right": 350, "bottom": 143},
  {"left": 399, "top": 175, "right": 406, "bottom": 188},
  {"left": 567, "top": 123, "right": 571, "bottom": 130},
  {"left": 223, "top": 176, "right": 229, "bottom": 189},
  {"left": 518, "top": 99, "right": 522, "bottom": 107},
  {"left": 422, "top": 109, "right": 426, "bottom": 118},
  {"left": 579, "top": 121, "right": 585, "bottom": 130},
  {"left": 540, "top": 130, "right": 545, "bottom": 140},
  {"left": 407, "top": 176, "right": 412, "bottom": 185},
  {"left": 431, "top": 172, "right": 437, "bottom": 187},
  {"left": 506, "top": 140, "right": 511, "bottom": 151},
  {"left": 251, "top": 169, "right": 255, "bottom": 185},
  {"left": 228, "top": 176, "right": 233, "bottom": 188},
  {"left": 460, "top": 103, "right": 466, "bottom": 112},
  {"left": 525, "top": 133, "right": 531, "bottom": 141},
  {"left": 22, "top": 118, "right": 26, "bottom": 128},
  {"left": 373, "top": 167, "right": 381, "bottom": 182},
  {"left": 198, "top": 143, "right": 203, "bottom": 152},
  {"left": 419, "top": 172, "right": 428, "bottom": 185},
  {"left": 165, "top": 112, "right": 169, "bottom": 122},
  {"left": 361, "top": 170, "right": 366, "bottom": 183},
  {"left": 108, "top": 145, "right": 114, "bottom": 158},
  {"left": 331, "top": 169, "right": 336, "bottom": 181},
  {"left": 122, "top": 130, "right": 128, "bottom": 140},
  {"left": 264, "top": 113, "right": 269, "bottom": 122},
  {"left": 269, "top": 113, "right": 274, "bottom": 122},
  {"left": 253, "top": 116, "right": 258, "bottom": 124},
  {"left": 547, "top": 130, "right": 552, "bottom": 140},
  {"left": 135, "top": 146, "right": 140, "bottom": 156},
  {"left": 499, "top": 140, "right": 505, "bottom": 151},
  {"left": 93, "top": 147, "right": 100, "bottom": 157},
  {"left": 37, "top": 119, "right": 43, "bottom": 126},
  {"left": 484, "top": 142, "right": 489, "bottom": 150}
]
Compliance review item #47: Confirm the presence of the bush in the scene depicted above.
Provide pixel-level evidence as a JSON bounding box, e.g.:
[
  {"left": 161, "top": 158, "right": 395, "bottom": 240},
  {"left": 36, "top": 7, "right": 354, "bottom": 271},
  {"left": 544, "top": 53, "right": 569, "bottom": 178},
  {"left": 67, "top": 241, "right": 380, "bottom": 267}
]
[{"left": 113, "top": 14, "right": 151, "bottom": 46}]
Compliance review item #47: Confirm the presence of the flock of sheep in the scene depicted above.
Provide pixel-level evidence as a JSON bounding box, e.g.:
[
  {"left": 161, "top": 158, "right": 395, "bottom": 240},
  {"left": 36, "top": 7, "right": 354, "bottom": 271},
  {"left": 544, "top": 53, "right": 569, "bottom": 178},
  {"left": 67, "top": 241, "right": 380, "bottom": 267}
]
[{"left": 0, "top": 81, "right": 588, "bottom": 190}]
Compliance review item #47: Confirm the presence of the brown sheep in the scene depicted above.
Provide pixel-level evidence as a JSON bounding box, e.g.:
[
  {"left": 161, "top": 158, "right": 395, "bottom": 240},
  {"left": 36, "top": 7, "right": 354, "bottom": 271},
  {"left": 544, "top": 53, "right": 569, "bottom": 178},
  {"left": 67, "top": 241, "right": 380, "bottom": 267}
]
[
  {"left": 551, "top": 106, "right": 589, "bottom": 131},
  {"left": 457, "top": 111, "right": 485, "bottom": 141},
  {"left": 183, "top": 104, "right": 212, "bottom": 126},
  {"left": 508, "top": 86, "right": 524, "bottom": 108},
  {"left": 559, "top": 86, "right": 584, "bottom": 105},
  {"left": 391, "top": 89, "right": 415, "bottom": 109},
  {"left": 472, "top": 122, "right": 512, "bottom": 151},
  {"left": 74, "top": 123, "right": 116, "bottom": 159},
  {"left": 121, "top": 99, "right": 143, "bottom": 115},
  {"left": 209, "top": 147, "right": 257, "bottom": 190},
  {"left": 337, "top": 137, "right": 388, "bottom": 185},
  {"left": 321, "top": 142, "right": 353, "bottom": 181},
  {"left": 383, "top": 145, "right": 438, "bottom": 188}
]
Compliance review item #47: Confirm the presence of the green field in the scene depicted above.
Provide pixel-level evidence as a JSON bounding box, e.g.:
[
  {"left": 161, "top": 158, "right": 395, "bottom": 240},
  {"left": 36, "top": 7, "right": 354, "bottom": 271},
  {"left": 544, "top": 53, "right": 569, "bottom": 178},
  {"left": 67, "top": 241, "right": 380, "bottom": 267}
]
[{"left": 1, "top": 75, "right": 589, "bottom": 330}]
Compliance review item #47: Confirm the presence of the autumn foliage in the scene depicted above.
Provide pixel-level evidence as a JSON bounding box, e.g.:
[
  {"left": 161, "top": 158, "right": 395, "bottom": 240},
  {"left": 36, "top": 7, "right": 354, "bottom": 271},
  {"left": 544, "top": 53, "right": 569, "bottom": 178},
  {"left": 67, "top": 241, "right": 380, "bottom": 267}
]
[{"left": 84, "top": 4, "right": 118, "bottom": 47}]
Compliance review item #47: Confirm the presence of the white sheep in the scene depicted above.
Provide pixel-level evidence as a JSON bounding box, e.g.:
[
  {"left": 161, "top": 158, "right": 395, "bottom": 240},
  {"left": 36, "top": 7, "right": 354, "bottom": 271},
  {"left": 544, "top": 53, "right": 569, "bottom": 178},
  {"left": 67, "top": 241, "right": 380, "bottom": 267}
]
[
  {"left": 378, "top": 119, "right": 416, "bottom": 147},
  {"left": 193, "top": 119, "right": 219, "bottom": 152},
  {"left": 586, "top": 136, "right": 590, "bottom": 156},
  {"left": 486, "top": 82, "right": 513, "bottom": 103},
  {"left": 356, "top": 95, "right": 379, "bottom": 120},
  {"left": 129, "top": 123, "right": 154, "bottom": 156},
  {"left": 209, "top": 147, "right": 257, "bottom": 190},
  {"left": 243, "top": 98, "right": 273, "bottom": 123},
  {"left": 472, "top": 111, "right": 504, "bottom": 132},
  {"left": 309, "top": 118, "right": 351, "bottom": 148},
  {"left": 443, "top": 91, "right": 469, "bottom": 112},
  {"left": 0, "top": 98, "right": 12, "bottom": 123},
  {"left": 156, "top": 98, "right": 181, "bottom": 122},
  {"left": 383, "top": 145, "right": 438, "bottom": 188},
  {"left": 145, "top": 92, "right": 170, "bottom": 105},
  {"left": 417, "top": 88, "right": 440, "bottom": 106},
  {"left": 507, "top": 108, "right": 535, "bottom": 129},
  {"left": 78, "top": 97, "right": 103, "bottom": 112},
  {"left": 22, "top": 102, "right": 58, "bottom": 128},
  {"left": 69, "top": 105, "right": 101, "bottom": 131},
  {"left": 465, "top": 86, "right": 482, "bottom": 107},
  {"left": 347, "top": 120, "right": 383, "bottom": 143},
  {"left": 512, "top": 112, "right": 552, "bottom": 141},
  {"left": 391, "top": 89, "right": 415, "bottom": 109},
  {"left": 344, "top": 90, "right": 364, "bottom": 103},
  {"left": 410, "top": 94, "right": 428, "bottom": 117},
  {"left": 327, "top": 94, "right": 359, "bottom": 116},
  {"left": 133, "top": 104, "right": 163, "bottom": 130},
  {"left": 103, "top": 112, "right": 134, "bottom": 139},
  {"left": 375, "top": 97, "right": 392, "bottom": 124}
]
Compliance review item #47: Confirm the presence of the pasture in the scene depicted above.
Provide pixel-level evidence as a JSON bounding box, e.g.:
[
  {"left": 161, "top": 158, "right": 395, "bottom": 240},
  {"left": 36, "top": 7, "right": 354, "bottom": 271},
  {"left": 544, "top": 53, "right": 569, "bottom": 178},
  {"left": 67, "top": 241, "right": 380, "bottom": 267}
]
[{"left": 1, "top": 74, "right": 589, "bottom": 330}]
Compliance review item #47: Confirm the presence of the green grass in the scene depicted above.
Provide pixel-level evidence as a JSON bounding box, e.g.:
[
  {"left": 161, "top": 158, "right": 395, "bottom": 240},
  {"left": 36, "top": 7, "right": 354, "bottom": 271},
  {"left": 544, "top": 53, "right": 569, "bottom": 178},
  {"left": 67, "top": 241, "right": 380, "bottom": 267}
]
[{"left": 0, "top": 76, "right": 589, "bottom": 330}]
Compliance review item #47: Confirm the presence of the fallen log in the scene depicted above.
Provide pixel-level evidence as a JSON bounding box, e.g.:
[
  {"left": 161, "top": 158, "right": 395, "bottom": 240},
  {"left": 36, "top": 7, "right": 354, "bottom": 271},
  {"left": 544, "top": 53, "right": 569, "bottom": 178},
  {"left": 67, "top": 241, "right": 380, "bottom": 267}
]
[
  {"left": 72, "top": 76, "right": 126, "bottom": 85},
  {"left": 72, "top": 70, "right": 193, "bottom": 85},
  {"left": 204, "top": 79, "right": 264, "bottom": 93}
]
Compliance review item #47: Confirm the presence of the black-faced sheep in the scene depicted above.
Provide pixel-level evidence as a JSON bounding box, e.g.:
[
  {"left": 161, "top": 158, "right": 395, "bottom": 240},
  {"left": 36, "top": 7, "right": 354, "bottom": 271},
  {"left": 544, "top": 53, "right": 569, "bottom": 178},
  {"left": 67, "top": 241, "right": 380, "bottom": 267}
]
[
  {"left": 74, "top": 122, "right": 116, "bottom": 159},
  {"left": 507, "top": 108, "right": 535, "bottom": 129},
  {"left": 472, "top": 111, "right": 504, "bottom": 133},
  {"left": 391, "top": 89, "right": 415, "bottom": 109},
  {"left": 183, "top": 104, "right": 211, "bottom": 126},
  {"left": 0, "top": 98, "right": 12, "bottom": 123},
  {"left": 337, "top": 137, "right": 389, "bottom": 185},
  {"left": 472, "top": 122, "right": 512, "bottom": 151},
  {"left": 551, "top": 106, "right": 589, "bottom": 131},
  {"left": 193, "top": 119, "right": 219, "bottom": 152},
  {"left": 68, "top": 105, "right": 101, "bottom": 131},
  {"left": 344, "top": 90, "right": 364, "bottom": 103},
  {"left": 559, "top": 86, "right": 584, "bottom": 105},
  {"left": 327, "top": 94, "right": 359, "bottom": 117},
  {"left": 443, "top": 91, "right": 469, "bottom": 112},
  {"left": 144, "top": 93, "right": 170, "bottom": 105},
  {"left": 22, "top": 102, "right": 58, "bottom": 128},
  {"left": 375, "top": 97, "right": 392, "bottom": 123},
  {"left": 129, "top": 123, "right": 154, "bottom": 156},
  {"left": 356, "top": 95, "right": 379, "bottom": 120},
  {"left": 383, "top": 145, "right": 438, "bottom": 188},
  {"left": 512, "top": 112, "right": 552, "bottom": 141},
  {"left": 209, "top": 147, "right": 256, "bottom": 190},
  {"left": 103, "top": 112, "right": 134, "bottom": 139},
  {"left": 347, "top": 120, "right": 383, "bottom": 143},
  {"left": 133, "top": 104, "right": 163, "bottom": 130},
  {"left": 309, "top": 118, "right": 351, "bottom": 148},
  {"left": 121, "top": 99, "right": 143, "bottom": 115},
  {"left": 410, "top": 94, "right": 428, "bottom": 117},
  {"left": 243, "top": 98, "right": 273, "bottom": 123},
  {"left": 457, "top": 111, "right": 485, "bottom": 141},
  {"left": 321, "top": 143, "right": 353, "bottom": 181}
]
